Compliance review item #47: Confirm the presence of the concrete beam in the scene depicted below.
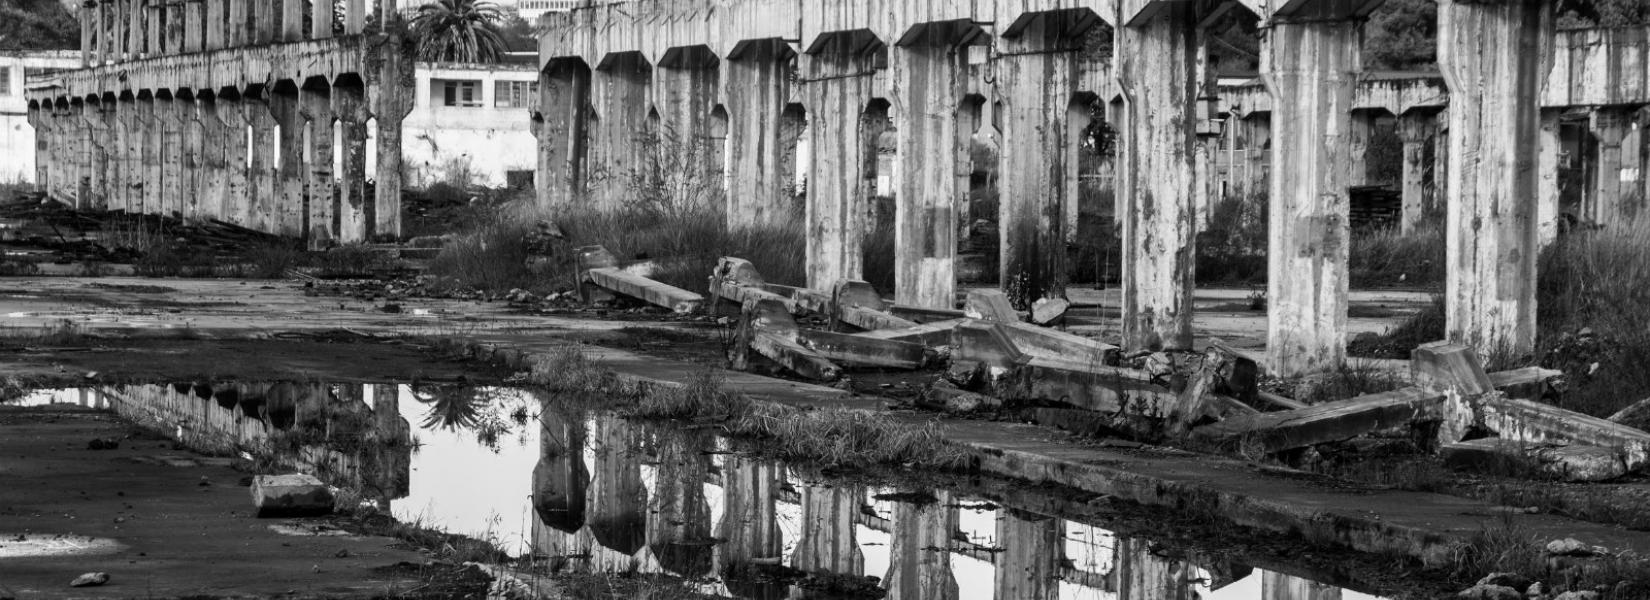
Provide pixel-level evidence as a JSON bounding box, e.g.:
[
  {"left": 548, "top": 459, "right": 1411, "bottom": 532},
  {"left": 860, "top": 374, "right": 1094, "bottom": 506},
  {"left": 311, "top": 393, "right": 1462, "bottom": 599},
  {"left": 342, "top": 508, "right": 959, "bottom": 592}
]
[
  {"left": 584, "top": 267, "right": 706, "bottom": 314},
  {"left": 1193, "top": 387, "right": 1446, "bottom": 453},
  {"left": 1478, "top": 395, "right": 1650, "bottom": 471},
  {"left": 796, "top": 329, "right": 927, "bottom": 369}
]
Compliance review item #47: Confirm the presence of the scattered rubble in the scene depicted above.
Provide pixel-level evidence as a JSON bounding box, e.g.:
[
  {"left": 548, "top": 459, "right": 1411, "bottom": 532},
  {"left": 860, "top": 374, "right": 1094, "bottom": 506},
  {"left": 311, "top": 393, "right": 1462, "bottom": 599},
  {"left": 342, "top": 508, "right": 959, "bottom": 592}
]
[{"left": 69, "top": 572, "right": 109, "bottom": 588}]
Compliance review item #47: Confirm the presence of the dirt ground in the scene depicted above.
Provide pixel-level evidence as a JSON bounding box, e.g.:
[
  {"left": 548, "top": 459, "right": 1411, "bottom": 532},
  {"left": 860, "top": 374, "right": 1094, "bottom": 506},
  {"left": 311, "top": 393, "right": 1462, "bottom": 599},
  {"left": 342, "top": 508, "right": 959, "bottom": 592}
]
[{"left": 0, "top": 405, "right": 487, "bottom": 600}]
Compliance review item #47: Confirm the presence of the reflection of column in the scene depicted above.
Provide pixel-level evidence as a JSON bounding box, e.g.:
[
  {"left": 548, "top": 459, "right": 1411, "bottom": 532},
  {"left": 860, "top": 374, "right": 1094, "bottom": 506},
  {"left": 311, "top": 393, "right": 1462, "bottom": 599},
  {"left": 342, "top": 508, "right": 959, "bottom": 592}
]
[
  {"left": 725, "top": 40, "right": 795, "bottom": 227},
  {"left": 588, "top": 415, "right": 647, "bottom": 555},
  {"left": 1261, "top": 570, "right": 1343, "bottom": 600},
  {"left": 716, "top": 456, "right": 781, "bottom": 568},
  {"left": 994, "top": 509, "right": 1060, "bottom": 600},
  {"left": 884, "top": 491, "right": 958, "bottom": 600},
  {"left": 332, "top": 82, "right": 370, "bottom": 243},
  {"left": 801, "top": 35, "right": 878, "bottom": 289},
  {"left": 533, "top": 404, "right": 588, "bottom": 534},
  {"left": 646, "top": 426, "right": 714, "bottom": 578},
  {"left": 793, "top": 482, "right": 862, "bottom": 575},
  {"left": 1116, "top": 5, "right": 1198, "bottom": 351},
  {"left": 368, "top": 384, "right": 410, "bottom": 501},
  {"left": 1439, "top": 0, "right": 1552, "bottom": 355},
  {"left": 892, "top": 31, "right": 968, "bottom": 309},
  {"left": 1115, "top": 537, "right": 1196, "bottom": 600}
]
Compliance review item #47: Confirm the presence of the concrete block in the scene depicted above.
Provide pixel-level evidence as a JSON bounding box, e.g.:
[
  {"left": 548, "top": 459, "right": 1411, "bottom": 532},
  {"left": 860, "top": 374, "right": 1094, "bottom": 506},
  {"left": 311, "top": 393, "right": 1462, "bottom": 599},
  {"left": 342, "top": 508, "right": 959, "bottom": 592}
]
[
  {"left": 1442, "top": 438, "right": 1628, "bottom": 482},
  {"left": 857, "top": 318, "right": 964, "bottom": 347},
  {"left": 1030, "top": 297, "right": 1069, "bottom": 325},
  {"left": 993, "top": 357, "right": 1176, "bottom": 416},
  {"left": 251, "top": 473, "right": 333, "bottom": 518},
  {"left": 585, "top": 267, "right": 704, "bottom": 314},
  {"left": 1479, "top": 395, "right": 1650, "bottom": 471},
  {"left": 1001, "top": 322, "right": 1119, "bottom": 367},
  {"left": 1412, "top": 342, "right": 1494, "bottom": 395},
  {"left": 727, "top": 296, "right": 840, "bottom": 381},
  {"left": 1168, "top": 345, "right": 1241, "bottom": 435},
  {"left": 797, "top": 329, "right": 926, "bottom": 369},
  {"left": 751, "top": 331, "right": 841, "bottom": 381},
  {"left": 1193, "top": 387, "right": 1446, "bottom": 453},
  {"left": 838, "top": 305, "right": 920, "bottom": 331},
  {"left": 888, "top": 304, "right": 967, "bottom": 323},
  {"left": 1607, "top": 397, "right": 1650, "bottom": 429},
  {"left": 764, "top": 283, "right": 833, "bottom": 315},
  {"left": 1487, "top": 367, "right": 1564, "bottom": 401},
  {"left": 964, "top": 289, "right": 1019, "bottom": 322},
  {"left": 950, "top": 320, "right": 1026, "bottom": 368}
]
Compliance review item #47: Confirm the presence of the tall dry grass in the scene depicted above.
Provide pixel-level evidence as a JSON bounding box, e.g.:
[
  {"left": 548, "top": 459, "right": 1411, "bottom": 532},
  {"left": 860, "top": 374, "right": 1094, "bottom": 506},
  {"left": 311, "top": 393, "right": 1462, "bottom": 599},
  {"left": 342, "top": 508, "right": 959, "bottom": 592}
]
[
  {"left": 1534, "top": 215, "right": 1650, "bottom": 416},
  {"left": 1348, "top": 217, "right": 1446, "bottom": 288}
]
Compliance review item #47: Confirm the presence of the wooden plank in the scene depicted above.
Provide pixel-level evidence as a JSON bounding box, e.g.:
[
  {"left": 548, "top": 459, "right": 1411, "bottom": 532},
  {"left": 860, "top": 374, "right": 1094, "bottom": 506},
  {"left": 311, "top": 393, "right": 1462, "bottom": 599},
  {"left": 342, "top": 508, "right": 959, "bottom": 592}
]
[
  {"left": 1192, "top": 387, "right": 1446, "bottom": 453},
  {"left": 798, "top": 329, "right": 926, "bottom": 369},
  {"left": 584, "top": 267, "right": 704, "bottom": 314}
]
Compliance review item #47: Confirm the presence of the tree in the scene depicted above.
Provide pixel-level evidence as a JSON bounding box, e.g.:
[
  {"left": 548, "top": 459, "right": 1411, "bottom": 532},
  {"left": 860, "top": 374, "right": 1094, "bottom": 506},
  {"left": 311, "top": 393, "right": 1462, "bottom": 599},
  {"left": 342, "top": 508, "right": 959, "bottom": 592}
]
[
  {"left": 1559, "top": 0, "right": 1650, "bottom": 28},
  {"left": 409, "top": 0, "right": 507, "bottom": 63},
  {"left": 1365, "top": 0, "right": 1437, "bottom": 71},
  {"left": 0, "top": 0, "right": 79, "bottom": 51},
  {"left": 496, "top": 12, "right": 537, "bottom": 53}
]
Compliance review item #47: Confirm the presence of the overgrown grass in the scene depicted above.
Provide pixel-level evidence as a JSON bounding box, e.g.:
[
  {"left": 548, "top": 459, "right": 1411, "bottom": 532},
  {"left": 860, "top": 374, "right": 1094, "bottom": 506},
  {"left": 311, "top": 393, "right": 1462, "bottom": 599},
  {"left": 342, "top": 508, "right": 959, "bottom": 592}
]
[
  {"left": 1445, "top": 516, "right": 1650, "bottom": 600},
  {"left": 427, "top": 201, "right": 811, "bottom": 295},
  {"left": 1349, "top": 295, "right": 1446, "bottom": 359},
  {"left": 1278, "top": 360, "right": 1412, "bottom": 405},
  {"left": 1196, "top": 193, "right": 1268, "bottom": 284},
  {"left": 1348, "top": 217, "right": 1446, "bottom": 288},
  {"left": 1534, "top": 217, "right": 1650, "bottom": 417}
]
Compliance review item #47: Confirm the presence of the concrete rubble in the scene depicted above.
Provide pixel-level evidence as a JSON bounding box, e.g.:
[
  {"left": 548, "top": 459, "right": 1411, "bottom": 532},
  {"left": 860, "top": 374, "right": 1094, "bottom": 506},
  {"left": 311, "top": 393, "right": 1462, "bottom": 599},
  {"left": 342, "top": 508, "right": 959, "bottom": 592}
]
[{"left": 251, "top": 473, "right": 334, "bottom": 518}]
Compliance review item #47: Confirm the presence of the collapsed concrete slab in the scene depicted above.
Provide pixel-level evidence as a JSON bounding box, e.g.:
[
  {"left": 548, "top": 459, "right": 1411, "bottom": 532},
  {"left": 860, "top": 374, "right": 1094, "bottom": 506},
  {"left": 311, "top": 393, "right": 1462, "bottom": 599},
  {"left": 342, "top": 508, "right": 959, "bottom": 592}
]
[
  {"left": 251, "top": 473, "right": 333, "bottom": 518},
  {"left": 584, "top": 267, "right": 705, "bottom": 314},
  {"left": 964, "top": 289, "right": 1019, "bottom": 322},
  {"left": 728, "top": 296, "right": 840, "bottom": 381},
  {"left": 1478, "top": 395, "right": 1650, "bottom": 472},
  {"left": 857, "top": 319, "right": 965, "bottom": 347},
  {"left": 797, "top": 329, "right": 928, "bottom": 370},
  {"left": 1193, "top": 388, "right": 1445, "bottom": 453},
  {"left": 1441, "top": 438, "right": 1628, "bottom": 482}
]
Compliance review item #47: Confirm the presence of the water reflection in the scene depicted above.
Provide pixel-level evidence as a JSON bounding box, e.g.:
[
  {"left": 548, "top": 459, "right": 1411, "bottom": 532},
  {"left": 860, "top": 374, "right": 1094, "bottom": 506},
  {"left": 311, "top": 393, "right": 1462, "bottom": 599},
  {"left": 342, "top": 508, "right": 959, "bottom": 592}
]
[{"left": 64, "top": 383, "right": 1391, "bottom": 600}]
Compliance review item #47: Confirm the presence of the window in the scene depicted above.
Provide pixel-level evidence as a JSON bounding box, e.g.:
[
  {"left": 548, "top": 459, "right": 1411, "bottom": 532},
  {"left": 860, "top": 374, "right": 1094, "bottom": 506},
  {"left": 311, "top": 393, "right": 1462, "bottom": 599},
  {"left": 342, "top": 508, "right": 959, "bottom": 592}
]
[
  {"left": 442, "top": 80, "right": 482, "bottom": 107},
  {"left": 494, "top": 80, "right": 537, "bottom": 108},
  {"left": 0, "top": 67, "right": 10, "bottom": 96}
]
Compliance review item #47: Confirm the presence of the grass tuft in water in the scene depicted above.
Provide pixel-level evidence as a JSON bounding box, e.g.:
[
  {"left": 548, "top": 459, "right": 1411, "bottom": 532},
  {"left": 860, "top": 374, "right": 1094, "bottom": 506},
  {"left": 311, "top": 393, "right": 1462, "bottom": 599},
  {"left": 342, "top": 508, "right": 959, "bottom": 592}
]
[{"left": 727, "top": 404, "right": 972, "bottom": 471}]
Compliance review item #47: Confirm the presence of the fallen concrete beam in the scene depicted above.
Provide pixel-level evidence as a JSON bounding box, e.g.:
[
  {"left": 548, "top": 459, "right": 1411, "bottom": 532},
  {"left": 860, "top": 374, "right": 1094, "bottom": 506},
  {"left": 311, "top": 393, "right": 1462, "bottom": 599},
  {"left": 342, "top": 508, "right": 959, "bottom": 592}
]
[
  {"left": 584, "top": 267, "right": 704, "bottom": 314},
  {"left": 727, "top": 296, "right": 841, "bottom": 381},
  {"left": 751, "top": 331, "right": 842, "bottom": 381},
  {"left": 1168, "top": 345, "right": 1240, "bottom": 435},
  {"left": 888, "top": 304, "right": 967, "bottom": 323},
  {"left": 1193, "top": 388, "right": 1445, "bottom": 453},
  {"left": 1608, "top": 398, "right": 1650, "bottom": 429},
  {"left": 965, "top": 289, "right": 1019, "bottom": 322},
  {"left": 838, "top": 305, "right": 920, "bottom": 331},
  {"left": 857, "top": 319, "right": 964, "bottom": 347},
  {"left": 251, "top": 473, "right": 333, "bottom": 518},
  {"left": 1256, "top": 390, "right": 1309, "bottom": 411},
  {"left": 830, "top": 279, "right": 917, "bottom": 331},
  {"left": 1000, "top": 322, "right": 1119, "bottom": 366},
  {"left": 797, "top": 329, "right": 926, "bottom": 370},
  {"left": 950, "top": 320, "right": 1027, "bottom": 369},
  {"left": 994, "top": 357, "right": 1178, "bottom": 416},
  {"left": 576, "top": 245, "right": 620, "bottom": 304},
  {"left": 1442, "top": 438, "right": 1628, "bottom": 482},
  {"left": 1478, "top": 395, "right": 1650, "bottom": 471},
  {"left": 1487, "top": 367, "right": 1565, "bottom": 401},
  {"left": 762, "top": 283, "right": 833, "bottom": 315}
]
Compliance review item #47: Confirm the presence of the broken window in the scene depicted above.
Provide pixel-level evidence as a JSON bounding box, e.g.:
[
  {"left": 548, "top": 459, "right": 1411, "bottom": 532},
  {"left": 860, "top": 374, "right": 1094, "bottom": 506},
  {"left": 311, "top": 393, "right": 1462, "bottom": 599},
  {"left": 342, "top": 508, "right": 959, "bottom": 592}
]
[
  {"left": 442, "top": 80, "right": 482, "bottom": 108},
  {"left": 493, "top": 80, "right": 537, "bottom": 108},
  {"left": 0, "top": 67, "right": 10, "bottom": 96}
]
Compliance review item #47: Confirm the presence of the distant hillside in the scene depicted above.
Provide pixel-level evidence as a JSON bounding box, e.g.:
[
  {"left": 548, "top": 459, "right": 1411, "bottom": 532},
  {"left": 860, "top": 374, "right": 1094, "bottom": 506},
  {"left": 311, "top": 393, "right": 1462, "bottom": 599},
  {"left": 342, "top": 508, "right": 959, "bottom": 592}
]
[{"left": 0, "top": 0, "right": 79, "bottom": 51}]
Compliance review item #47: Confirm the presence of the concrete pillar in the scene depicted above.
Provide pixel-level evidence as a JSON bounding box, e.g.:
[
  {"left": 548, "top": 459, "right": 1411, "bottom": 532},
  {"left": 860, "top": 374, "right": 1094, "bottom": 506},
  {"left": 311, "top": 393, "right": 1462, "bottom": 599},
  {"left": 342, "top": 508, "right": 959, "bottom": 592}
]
[
  {"left": 1116, "top": 4, "right": 1199, "bottom": 352},
  {"left": 217, "top": 91, "right": 251, "bottom": 225},
  {"left": 1262, "top": 571, "right": 1343, "bottom": 600},
  {"left": 281, "top": 0, "right": 303, "bottom": 41},
  {"left": 146, "top": 2, "right": 162, "bottom": 56},
  {"left": 158, "top": 90, "right": 186, "bottom": 217},
  {"left": 227, "top": 0, "right": 247, "bottom": 46},
  {"left": 165, "top": 0, "right": 184, "bottom": 54},
  {"left": 116, "top": 94, "right": 138, "bottom": 211},
  {"left": 268, "top": 83, "right": 306, "bottom": 236},
  {"left": 343, "top": 0, "right": 362, "bottom": 34},
  {"left": 1399, "top": 111, "right": 1439, "bottom": 234},
  {"left": 654, "top": 46, "right": 721, "bottom": 212},
  {"left": 197, "top": 93, "right": 226, "bottom": 221},
  {"left": 589, "top": 52, "right": 652, "bottom": 209},
  {"left": 333, "top": 81, "right": 369, "bottom": 243},
  {"left": 994, "top": 509, "right": 1060, "bottom": 600},
  {"left": 802, "top": 34, "right": 880, "bottom": 290},
  {"left": 26, "top": 102, "right": 47, "bottom": 192},
  {"left": 179, "top": 90, "right": 205, "bottom": 219},
  {"left": 302, "top": 82, "right": 336, "bottom": 247},
  {"left": 715, "top": 455, "right": 780, "bottom": 569},
  {"left": 883, "top": 491, "right": 958, "bottom": 600},
  {"left": 793, "top": 482, "right": 862, "bottom": 575},
  {"left": 127, "top": 0, "right": 145, "bottom": 58},
  {"left": 1347, "top": 110, "right": 1375, "bottom": 187},
  {"left": 246, "top": 89, "right": 278, "bottom": 232},
  {"left": 588, "top": 416, "right": 647, "bottom": 556},
  {"left": 1538, "top": 109, "right": 1560, "bottom": 246},
  {"left": 81, "top": 1, "right": 94, "bottom": 66},
  {"left": 94, "top": 0, "right": 109, "bottom": 64},
  {"left": 535, "top": 58, "right": 592, "bottom": 209},
  {"left": 185, "top": 0, "right": 203, "bottom": 51},
  {"left": 1245, "top": 114, "right": 1272, "bottom": 200},
  {"left": 65, "top": 100, "right": 87, "bottom": 207},
  {"left": 83, "top": 98, "right": 114, "bottom": 209},
  {"left": 645, "top": 429, "right": 713, "bottom": 578},
  {"left": 892, "top": 24, "right": 971, "bottom": 309},
  {"left": 725, "top": 40, "right": 796, "bottom": 227},
  {"left": 137, "top": 92, "right": 163, "bottom": 214},
  {"left": 532, "top": 405, "right": 587, "bottom": 534},
  {"left": 1589, "top": 107, "right": 1630, "bottom": 224},
  {"left": 370, "top": 33, "right": 412, "bottom": 240},
  {"left": 1262, "top": 18, "right": 1361, "bottom": 377},
  {"left": 1438, "top": 0, "right": 1553, "bottom": 356}
]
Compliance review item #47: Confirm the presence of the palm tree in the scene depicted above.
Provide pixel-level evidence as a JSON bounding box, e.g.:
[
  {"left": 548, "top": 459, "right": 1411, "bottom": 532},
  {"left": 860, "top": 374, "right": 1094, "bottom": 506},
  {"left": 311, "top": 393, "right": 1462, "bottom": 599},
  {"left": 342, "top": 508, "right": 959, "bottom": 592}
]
[{"left": 408, "top": 0, "right": 508, "bottom": 63}]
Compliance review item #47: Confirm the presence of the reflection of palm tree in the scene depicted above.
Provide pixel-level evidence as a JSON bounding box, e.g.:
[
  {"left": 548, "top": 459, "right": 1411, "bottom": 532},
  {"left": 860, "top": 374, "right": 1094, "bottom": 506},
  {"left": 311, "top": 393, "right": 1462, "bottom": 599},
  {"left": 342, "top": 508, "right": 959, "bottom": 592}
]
[{"left": 412, "top": 384, "right": 485, "bottom": 431}]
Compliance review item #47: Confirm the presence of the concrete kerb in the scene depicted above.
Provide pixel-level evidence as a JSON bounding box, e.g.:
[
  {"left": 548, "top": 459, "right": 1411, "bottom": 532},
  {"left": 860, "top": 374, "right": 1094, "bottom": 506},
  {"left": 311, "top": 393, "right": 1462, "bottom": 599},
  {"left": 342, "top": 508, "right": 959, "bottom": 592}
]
[{"left": 445, "top": 334, "right": 1650, "bottom": 567}]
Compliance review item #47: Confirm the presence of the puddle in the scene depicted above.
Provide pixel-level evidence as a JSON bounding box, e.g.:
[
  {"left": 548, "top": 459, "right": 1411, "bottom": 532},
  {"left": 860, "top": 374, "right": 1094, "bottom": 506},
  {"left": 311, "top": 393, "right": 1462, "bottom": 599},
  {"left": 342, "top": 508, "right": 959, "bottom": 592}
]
[
  {"left": 0, "top": 533, "right": 126, "bottom": 558},
  {"left": 14, "top": 383, "right": 1396, "bottom": 599}
]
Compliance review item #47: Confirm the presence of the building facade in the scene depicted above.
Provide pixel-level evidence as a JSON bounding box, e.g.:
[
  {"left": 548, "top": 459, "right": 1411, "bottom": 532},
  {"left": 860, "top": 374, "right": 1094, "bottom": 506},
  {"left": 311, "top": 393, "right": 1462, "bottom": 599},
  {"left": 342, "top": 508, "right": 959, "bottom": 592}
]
[
  {"left": 404, "top": 62, "right": 541, "bottom": 189},
  {"left": 1, "top": 51, "right": 82, "bottom": 183}
]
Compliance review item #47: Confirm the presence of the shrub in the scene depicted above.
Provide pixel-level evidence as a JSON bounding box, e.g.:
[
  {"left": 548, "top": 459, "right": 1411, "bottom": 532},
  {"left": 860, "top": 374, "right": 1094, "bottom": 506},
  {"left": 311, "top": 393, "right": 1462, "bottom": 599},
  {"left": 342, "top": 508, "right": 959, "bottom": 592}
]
[
  {"left": 1195, "top": 192, "right": 1268, "bottom": 284},
  {"left": 1348, "top": 217, "right": 1445, "bottom": 288},
  {"left": 1534, "top": 217, "right": 1650, "bottom": 416}
]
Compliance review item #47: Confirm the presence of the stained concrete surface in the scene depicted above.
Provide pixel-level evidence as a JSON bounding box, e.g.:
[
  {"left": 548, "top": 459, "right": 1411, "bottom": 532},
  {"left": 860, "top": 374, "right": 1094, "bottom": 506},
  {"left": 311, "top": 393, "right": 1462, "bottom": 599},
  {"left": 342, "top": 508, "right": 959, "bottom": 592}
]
[{"left": 0, "top": 405, "right": 433, "bottom": 599}]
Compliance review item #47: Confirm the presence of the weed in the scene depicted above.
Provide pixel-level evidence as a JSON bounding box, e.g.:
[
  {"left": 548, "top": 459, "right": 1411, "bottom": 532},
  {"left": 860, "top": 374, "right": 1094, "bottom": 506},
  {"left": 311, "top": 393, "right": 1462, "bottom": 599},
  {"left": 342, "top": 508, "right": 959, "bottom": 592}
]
[
  {"left": 1196, "top": 192, "right": 1269, "bottom": 284},
  {"left": 75, "top": 259, "right": 110, "bottom": 277},
  {"left": 312, "top": 243, "right": 388, "bottom": 278},
  {"left": 1285, "top": 360, "right": 1411, "bottom": 405},
  {"left": 1533, "top": 216, "right": 1650, "bottom": 416},
  {"left": 244, "top": 241, "right": 303, "bottom": 279},
  {"left": 727, "top": 404, "right": 972, "bottom": 471},
  {"left": 625, "top": 370, "right": 750, "bottom": 421},
  {"left": 1348, "top": 294, "right": 1446, "bottom": 359},
  {"left": 1348, "top": 218, "right": 1446, "bottom": 288}
]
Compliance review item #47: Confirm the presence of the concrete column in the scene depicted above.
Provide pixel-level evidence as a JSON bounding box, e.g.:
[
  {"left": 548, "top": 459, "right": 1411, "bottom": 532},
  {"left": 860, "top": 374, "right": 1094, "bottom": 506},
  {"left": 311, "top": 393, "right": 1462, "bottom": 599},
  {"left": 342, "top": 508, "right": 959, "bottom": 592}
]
[
  {"left": 196, "top": 93, "right": 226, "bottom": 221},
  {"left": 343, "top": 0, "right": 362, "bottom": 34},
  {"left": 254, "top": 0, "right": 276, "bottom": 43},
  {"left": 1538, "top": 109, "right": 1560, "bottom": 246},
  {"left": 1439, "top": 0, "right": 1553, "bottom": 356},
  {"left": 1398, "top": 111, "right": 1438, "bottom": 234},
  {"left": 65, "top": 101, "right": 87, "bottom": 207},
  {"left": 1244, "top": 114, "right": 1272, "bottom": 200},
  {"left": 245, "top": 90, "right": 278, "bottom": 232},
  {"left": 333, "top": 82, "right": 369, "bottom": 243},
  {"left": 81, "top": 1, "right": 94, "bottom": 66},
  {"left": 184, "top": 0, "right": 203, "bottom": 51},
  {"left": 95, "top": 0, "right": 110, "bottom": 64},
  {"left": 801, "top": 35, "right": 880, "bottom": 289},
  {"left": 158, "top": 91, "right": 185, "bottom": 217},
  {"left": 227, "top": 0, "right": 247, "bottom": 46},
  {"left": 892, "top": 26, "right": 970, "bottom": 309},
  {"left": 884, "top": 490, "right": 958, "bottom": 600},
  {"left": 25, "top": 103, "right": 47, "bottom": 191},
  {"left": 725, "top": 40, "right": 795, "bottom": 227},
  {"left": 535, "top": 59, "right": 592, "bottom": 209},
  {"left": 588, "top": 416, "right": 647, "bottom": 556},
  {"left": 165, "top": 0, "right": 184, "bottom": 54},
  {"left": 370, "top": 32, "right": 412, "bottom": 240},
  {"left": 532, "top": 405, "right": 588, "bottom": 534},
  {"left": 268, "top": 85, "right": 305, "bottom": 236},
  {"left": 1116, "top": 4, "right": 1199, "bottom": 352},
  {"left": 793, "top": 482, "right": 862, "bottom": 575},
  {"left": 116, "top": 94, "right": 138, "bottom": 211},
  {"left": 1589, "top": 107, "right": 1630, "bottom": 224},
  {"left": 127, "top": 0, "right": 145, "bottom": 58},
  {"left": 302, "top": 83, "right": 336, "bottom": 247},
  {"left": 179, "top": 90, "right": 205, "bottom": 219},
  {"left": 137, "top": 92, "right": 163, "bottom": 214},
  {"left": 1263, "top": 18, "right": 1361, "bottom": 377},
  {"left": 146, "top": 2, "right": 161, "bottom": 56},
  {"left": 994, "top": 509, "right": 1060, "bottom": 600},
  {"left": 589, "top": 52, "right": 652, "bottom": 209},
  {"left": 1348, "top": 110, "right": 1375, "bottom": 187},
  {"left": 282, "top": 0, "right": 303, "bottom": 41},
  {"left": 205, "top": 0, "right": 223, "bottom": 49},
  {"left": 715, "top": 456, "right": 780, "bottom": 569},
  {"left": 654, "top": 47, "right": 721, "bottom": 212},
  {"left": 217, "top": 92, "right": 251, "bottom": 225},
  {"left": 82, "top": 98, "right": 113, "bottom": 209},
  {"left": 311, "top": 0, "right": 331, "bottom": 38}
]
